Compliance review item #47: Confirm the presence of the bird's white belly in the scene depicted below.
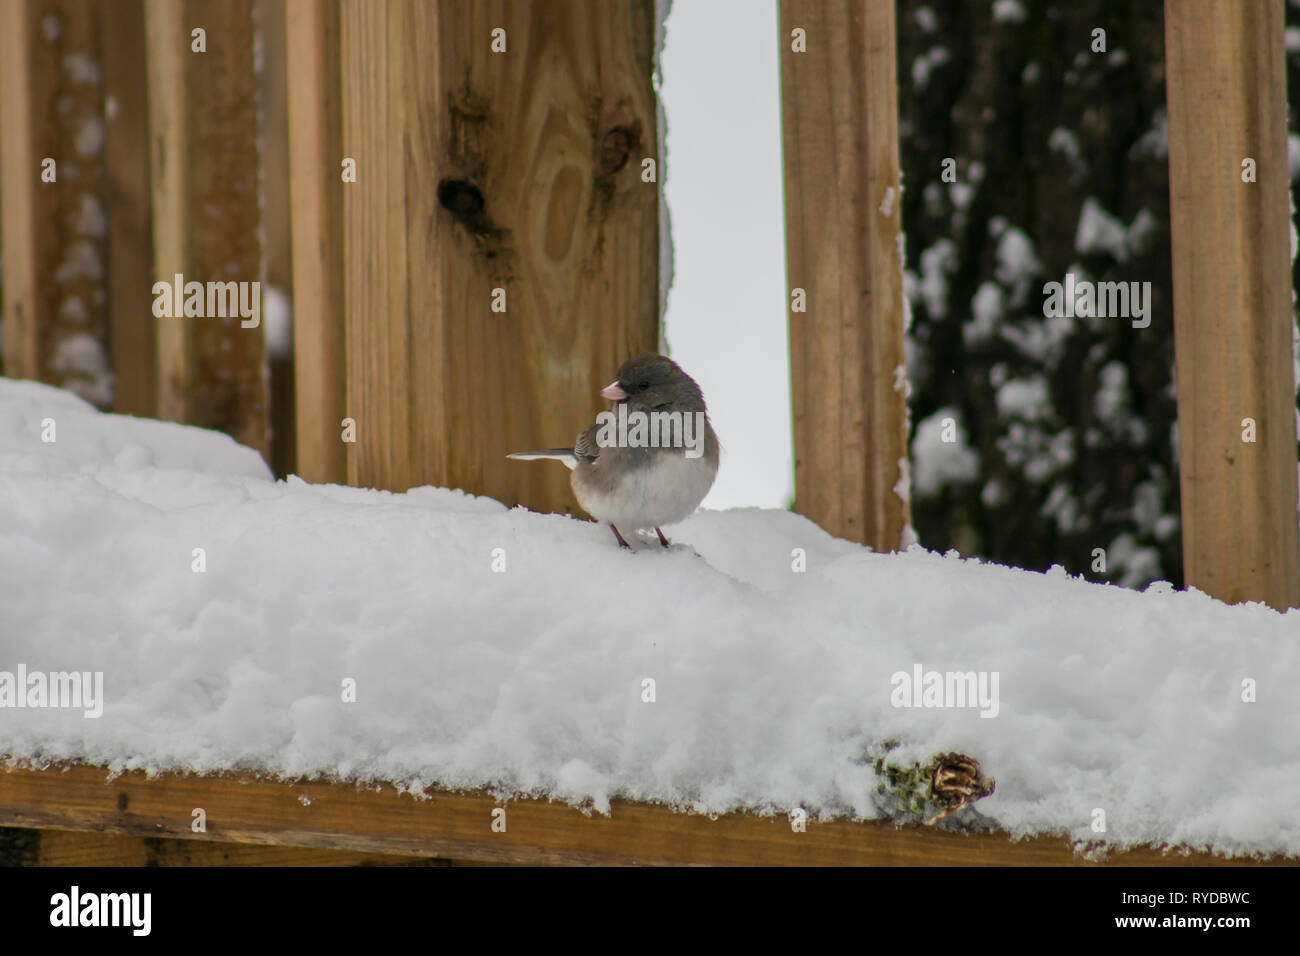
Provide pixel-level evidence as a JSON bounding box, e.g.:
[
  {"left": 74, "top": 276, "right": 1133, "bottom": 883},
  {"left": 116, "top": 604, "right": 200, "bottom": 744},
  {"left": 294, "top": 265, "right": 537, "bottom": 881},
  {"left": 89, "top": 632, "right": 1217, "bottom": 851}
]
[{"left": 575, "top": 451, "right": 715, "bottom": 530}]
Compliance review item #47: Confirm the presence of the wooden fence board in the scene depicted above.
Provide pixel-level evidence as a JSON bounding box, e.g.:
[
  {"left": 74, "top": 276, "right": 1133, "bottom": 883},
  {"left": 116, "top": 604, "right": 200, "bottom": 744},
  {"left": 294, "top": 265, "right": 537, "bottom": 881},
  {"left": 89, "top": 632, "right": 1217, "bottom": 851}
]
[
  {"left": 1164, "top": 0, "right": 1300, "bottom": 609},
  {"left": 285, "top": 0, "right": 347, "bottom": 484},
  {"left": 0, "top": 764, "right": 1291, "bottom": 866},
  {"left": 144, "top": 0, "right": 268, "bottom": 457},
  {"left": 338, "top": 0, "right": 659, "bottom": 509},
  {"left": 0, "top": 0, "right": 113, "bottom": 407},
  {"left": 779, "top": 0, "right": 911, "bottom": 552},
  {"left": 103, "top": 0, "right": 157, "bottom": 418}
]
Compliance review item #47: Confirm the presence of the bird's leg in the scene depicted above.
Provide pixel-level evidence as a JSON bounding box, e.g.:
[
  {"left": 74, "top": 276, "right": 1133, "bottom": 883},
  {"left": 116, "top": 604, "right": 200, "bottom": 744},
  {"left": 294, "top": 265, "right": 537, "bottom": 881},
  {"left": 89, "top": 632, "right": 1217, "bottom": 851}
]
[
  {"left": 610, "top": 523, "right": 632, "bottom": 549},
  {"left": 655, "top": 527, "right": 670, "bottom": 548}
]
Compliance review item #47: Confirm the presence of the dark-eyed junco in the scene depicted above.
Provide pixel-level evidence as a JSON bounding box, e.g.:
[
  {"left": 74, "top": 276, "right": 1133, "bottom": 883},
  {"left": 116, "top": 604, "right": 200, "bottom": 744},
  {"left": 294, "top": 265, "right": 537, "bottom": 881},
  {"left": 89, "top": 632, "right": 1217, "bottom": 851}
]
[{"left": 509, "top": 354, "right": 720, "bottom": 548}]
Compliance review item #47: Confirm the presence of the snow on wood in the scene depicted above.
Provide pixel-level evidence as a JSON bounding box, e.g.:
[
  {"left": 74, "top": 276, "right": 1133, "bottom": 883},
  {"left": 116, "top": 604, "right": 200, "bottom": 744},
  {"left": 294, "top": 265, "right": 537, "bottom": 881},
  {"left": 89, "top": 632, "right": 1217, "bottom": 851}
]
[{"left": 0, "top": 379, "right": 1297, "bottom": 860}]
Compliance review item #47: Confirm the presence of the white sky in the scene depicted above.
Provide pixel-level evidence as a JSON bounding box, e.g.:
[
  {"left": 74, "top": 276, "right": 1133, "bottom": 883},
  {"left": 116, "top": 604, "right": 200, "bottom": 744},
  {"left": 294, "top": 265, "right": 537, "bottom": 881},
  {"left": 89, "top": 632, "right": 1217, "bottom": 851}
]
[{"left": 660, "top": 0, "right": 793, "bottom": 509}]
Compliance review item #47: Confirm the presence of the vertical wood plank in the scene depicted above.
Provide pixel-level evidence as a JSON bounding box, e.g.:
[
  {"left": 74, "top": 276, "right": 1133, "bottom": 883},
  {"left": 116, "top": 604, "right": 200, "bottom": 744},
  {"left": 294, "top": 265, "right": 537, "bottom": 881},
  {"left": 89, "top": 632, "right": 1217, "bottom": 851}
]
[
  {"left": 1165, "top": 0, "right": 1300, "bottom": 609},
  {"left": 0, "top": 0, "right": 113, "bottom": 407},
  {"left": 778, "top": 0, "right": 910, "bottom": 551},
  {"left": 145, "top": 0, "right": 268, "bottom": 457},
  {"left": 102, "top": 0, "right": 157, "bottom": 418},
  {"left": 285, "top": 0, "right": 346, "bottom": 484},
  {"left": 338, "top": 0, "right": 659, "bottom": 509},
  {"left": 259, "top": 0, "right": 296, "bottom": 478}
]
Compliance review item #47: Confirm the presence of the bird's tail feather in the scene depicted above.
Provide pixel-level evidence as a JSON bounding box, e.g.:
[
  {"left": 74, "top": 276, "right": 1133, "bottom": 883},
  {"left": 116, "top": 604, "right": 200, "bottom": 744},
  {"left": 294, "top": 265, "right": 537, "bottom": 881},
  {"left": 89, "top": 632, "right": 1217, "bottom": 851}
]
[{"left": 507, "top": 449, "right": 578, "bottom": 470}]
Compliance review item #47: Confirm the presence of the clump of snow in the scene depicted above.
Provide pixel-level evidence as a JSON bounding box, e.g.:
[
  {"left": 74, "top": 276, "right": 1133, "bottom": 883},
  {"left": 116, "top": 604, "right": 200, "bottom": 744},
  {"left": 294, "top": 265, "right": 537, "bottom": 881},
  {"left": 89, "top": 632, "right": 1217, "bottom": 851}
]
[
  {"left": 263, "top": 285, "right": 293, "bottom": 360},
  {"left": 1048, "top": 127, "right": 1086, "bottom": 177},
  {"left": 2, "top": 380, "right": 1299, "bottom": 859},
  {"left": 878, "top": 186, "right": 896, "bottom": 218},
  {"left": 965, "top": 282, "right": 1003, "bottom": 347},
  {"left": 912, "top": 408, "right": 979, "bottom": 497},
  {"left": 63, "top": 53, "right": 101, "bottom": 86},
  {"left": 1126, "top": 208, "right": 1159, "bottom": 257},
  {"left": 1130, "top": 108, "right": 1168, "bottom": 161},
  {"left": 48, "top": 335, "right": 114, "bottom": 408},
  {"left": 919, "top": 239, "right": 958, "bottom": 318},
  {"left": 53, "top": 241, "right": 103, "bottom": 284},
  {"left": 996, "top": 377, "right": 1050, "bottom": 421},
  {"left": 912, "top": 46, "right": 951, "bottom": 90},
  {"left": 74, "top": 114, "right": 105, "bottom": 159},
  {"left": 73, "top": 194, "right": 107, "bottom": 238},
  {"left": 0, "top": 378, "right": 270, "bottom": 479},
  {"left": 992, "top": 223, "right": 1041, "bottom": 308},
  {"left": 1075, "top": 198, "right": 1129, "bottom": 263},
  {"left": 992, "top": 0, "right": 1027, "bottom": 24}
]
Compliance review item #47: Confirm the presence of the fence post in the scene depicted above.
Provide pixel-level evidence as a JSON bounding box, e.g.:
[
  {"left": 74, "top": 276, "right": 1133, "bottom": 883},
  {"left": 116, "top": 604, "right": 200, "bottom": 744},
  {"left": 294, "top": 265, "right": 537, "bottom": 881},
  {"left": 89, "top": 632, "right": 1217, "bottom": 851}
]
[
  {"left": 1165, "top": 0, "right": 1300, "bottom": 609},
  {"left": 144, "top": 0, "right": 268, "bottom": 457},
  {"left": 336, "top": 0, "right": 659, "bottom": 508},
  {"left": 285, "top": 0, "right": 347, "bottom": 484},
  {"left": 778, "top": 0, "right": 911, "bottom": 551},
  {"left": 103, "top": 0, "right": 157, "bottom": 418},
  {"left": 0, "top": 0, "right": 113, "bottom": 407}
]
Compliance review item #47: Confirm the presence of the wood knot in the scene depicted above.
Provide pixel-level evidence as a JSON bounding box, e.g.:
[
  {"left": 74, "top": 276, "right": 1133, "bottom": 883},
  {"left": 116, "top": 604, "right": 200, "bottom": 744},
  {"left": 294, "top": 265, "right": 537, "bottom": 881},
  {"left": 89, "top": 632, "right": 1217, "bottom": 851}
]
[
  {"left": 596, "top": 126, "right": 637, "bottom": 177},
  {"left": 437, "top": 178, "right": 488, "bottom": 231}
]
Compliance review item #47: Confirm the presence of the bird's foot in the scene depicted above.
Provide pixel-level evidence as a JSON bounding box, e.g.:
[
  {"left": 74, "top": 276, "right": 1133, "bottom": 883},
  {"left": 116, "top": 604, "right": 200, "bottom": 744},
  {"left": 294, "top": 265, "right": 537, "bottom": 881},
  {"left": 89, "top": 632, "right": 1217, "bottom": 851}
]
[{"left": 610, "top": 524, "right": 632, "bottom": 549}]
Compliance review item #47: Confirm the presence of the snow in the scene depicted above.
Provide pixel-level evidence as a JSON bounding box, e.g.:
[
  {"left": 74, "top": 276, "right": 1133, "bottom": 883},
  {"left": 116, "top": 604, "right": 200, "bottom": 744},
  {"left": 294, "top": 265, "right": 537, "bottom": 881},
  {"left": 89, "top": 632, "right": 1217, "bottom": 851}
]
[
  {"left": 996, "top": 377, "right": 1050, "bottom": 421},
  {"left": 992, "top": 223, "right": 1041, "bottom": 308},
  {"left": 1130, "top": 108, "right": 1168, "bottom": 161},
  {"left": 263, "top": 284, "right": 293, "bottom": 360},
  {"left": 912, "top": 46, "right": 950, "bottom": 91},
  {"left": 1075, "top": 197, "right": 1129, "bottom": 262},
  {"left": 1048, "top": 127, "right": 1085, "bottom": 177},
  {"left": 966, "top": 282, "right": 1003, "bottom": 346},
  {"left": 992, "top": 0, "right": 1027, "bottom": 25},
  {"left": 74, "top": 114, "right": 105, "bottom": 159},
  {"left": 878, "top": 186, "right": 895, "bottom": 218},
  {"left": 48, "top": 335, "right": 114, "bottom": 409},
  {"left": 919, "top": 239, "right": 958, "bottom": 318},
  {"left": 73, "top": 194, "right": 107, "bottom": 239},
  {"left": 63, "top": 54, "right": 101, "bottom": 86},
  {"left": 2, "top": 378, "right": 1300, "bottom": 859},
  {"left": 912, "top": 408, "right": 979, "bottom": 497}
]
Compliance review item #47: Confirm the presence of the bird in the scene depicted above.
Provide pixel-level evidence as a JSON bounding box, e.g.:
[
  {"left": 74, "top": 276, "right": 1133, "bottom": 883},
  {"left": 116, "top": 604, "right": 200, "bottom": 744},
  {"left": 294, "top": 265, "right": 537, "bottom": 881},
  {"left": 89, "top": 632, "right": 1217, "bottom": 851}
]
[{"left": 508, "top": 354, "right": 720, "bottom": 549}]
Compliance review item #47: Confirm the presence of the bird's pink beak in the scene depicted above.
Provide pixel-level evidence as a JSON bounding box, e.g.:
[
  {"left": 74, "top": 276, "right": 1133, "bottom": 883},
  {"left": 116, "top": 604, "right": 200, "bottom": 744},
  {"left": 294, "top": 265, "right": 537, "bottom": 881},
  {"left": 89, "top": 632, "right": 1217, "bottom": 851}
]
[{"left": 600, "top": 381, "right": 627, "bottom": 401}]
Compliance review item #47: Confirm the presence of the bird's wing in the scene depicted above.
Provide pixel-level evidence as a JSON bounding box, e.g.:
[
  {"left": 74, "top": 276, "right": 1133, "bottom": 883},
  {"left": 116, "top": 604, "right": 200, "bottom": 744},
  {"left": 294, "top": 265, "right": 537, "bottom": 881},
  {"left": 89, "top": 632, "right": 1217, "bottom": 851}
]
[{"left": 573, "top": 423, "right": 602, "bottom": 465}]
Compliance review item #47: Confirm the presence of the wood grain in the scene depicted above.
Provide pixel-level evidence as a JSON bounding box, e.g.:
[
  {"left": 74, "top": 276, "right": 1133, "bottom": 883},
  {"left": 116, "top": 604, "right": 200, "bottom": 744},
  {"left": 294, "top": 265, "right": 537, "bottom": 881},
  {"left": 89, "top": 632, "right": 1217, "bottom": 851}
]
[
  {"left": 779, "top": 0, "right": 911, "bottom": 552},
  {"left": 145, "top": 0, "right": 268, "bottom": 457},
  {"left": 1164, "top": 0, "right": 1300, "bottom": 609},
  {"left": 103, "top": 0, "right": 157, "bottom": 418},
  {"left": 285, "top": 0, "right": 347, "bottom": 484},
  {"left": 0, "top": 763, "right": 1290, "bottom": 866},
  {"left": 338, "top": 0, "right": 659, "bottom": 510},
  {"left": 0, "top": 826, "right": 487, "bottom": 866}
]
